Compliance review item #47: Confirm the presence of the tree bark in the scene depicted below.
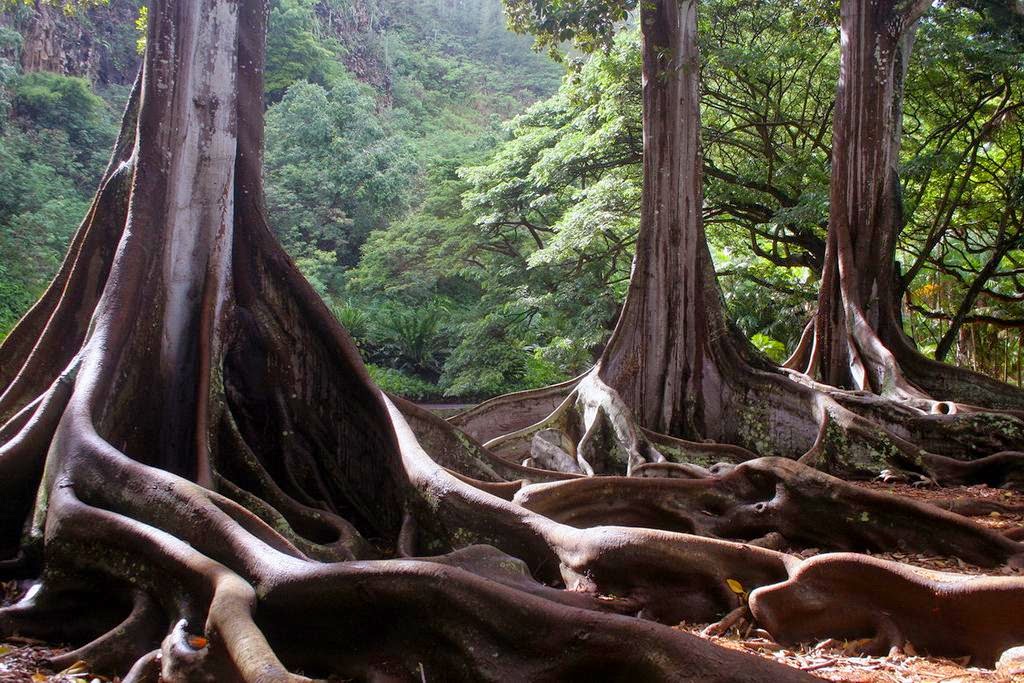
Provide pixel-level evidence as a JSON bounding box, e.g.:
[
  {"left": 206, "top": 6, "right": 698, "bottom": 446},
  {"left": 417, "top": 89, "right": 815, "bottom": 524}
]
[
  {"left": 597, "top": 0, "right": 714, "bottom": 437},
  {"left": 788, "top": 0, "right": 1024, "bottom": 410},
  {"left": 0, "top": 1, "right": 812, "bottom": 679},
  {"left": 794, "top": 0, "right": 924, "bottom": 395},
  {"left": 453, "top": 0, "right": 1024, "bottom": 481}
]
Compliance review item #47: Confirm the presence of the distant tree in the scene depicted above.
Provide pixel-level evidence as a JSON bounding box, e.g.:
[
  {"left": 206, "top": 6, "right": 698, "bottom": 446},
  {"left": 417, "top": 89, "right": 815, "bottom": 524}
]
[
  {"left": 473, "top": 0, "right": 1024, "bottom": 471},
  {"left": 265, "top": 0, "right": 338, "bottom": 100},
  {"left": 444, "top": 0, "right": 1024, "bottom": 667},
  {"left": 264, "top": 78, "right": 418, "bottom": 294},
  {"left": 0, "top": 70, "right": 117, "bottom": 334},
  {"left": 899, "top": 5, "right": 1024, "bottom": 367}
]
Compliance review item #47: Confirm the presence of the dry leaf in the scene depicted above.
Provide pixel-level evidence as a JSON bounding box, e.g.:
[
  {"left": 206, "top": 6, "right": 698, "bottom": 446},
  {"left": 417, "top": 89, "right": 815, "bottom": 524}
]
[
  {"left": 61, "top": 660, "right": 89, "bottom": 675},
  {"left": 187, "top": 635, "right": 209, "bottom": 649}
]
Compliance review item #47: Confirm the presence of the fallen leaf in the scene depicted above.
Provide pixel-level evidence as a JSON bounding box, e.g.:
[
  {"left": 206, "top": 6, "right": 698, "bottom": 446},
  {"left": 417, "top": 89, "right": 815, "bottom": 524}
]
[
  {"left": 187, "top": 635, "right": 208, "bottom": 649},
  {"left": 61, "top": 660, "right": 90, "bottom": 675},
  {"left": 725, "top": 579, "right": 745, "bottom": 595}
]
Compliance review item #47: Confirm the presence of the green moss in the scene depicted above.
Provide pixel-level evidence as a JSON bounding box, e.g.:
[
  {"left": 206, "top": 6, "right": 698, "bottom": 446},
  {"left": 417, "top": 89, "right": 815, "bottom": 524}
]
[
  {"left": 448, "top": 527, "right": 480, "bottom": 548},
  {"left": 498, "top": 559, "right": 527, "bottom": 575},
  {"left": 958, "top": 412, "right": 1023, "bottom": 439},
  {"left": 420, "top": 487, "right": 443, "bottom": 513},
  {"left": 656, "top": 439, "right": 719, "bottom": 468},
  {"left": 817, "top": 413, "right": 915, "bottom": 477},
  {"left": 735, "top": 400, "right": 776, "bottom": 457}
]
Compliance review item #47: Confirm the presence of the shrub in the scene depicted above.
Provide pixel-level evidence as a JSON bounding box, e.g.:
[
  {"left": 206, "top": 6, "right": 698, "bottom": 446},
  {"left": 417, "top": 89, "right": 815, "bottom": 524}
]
[{"left": 366, "top": 364, "right": 439, "bottom": 401}]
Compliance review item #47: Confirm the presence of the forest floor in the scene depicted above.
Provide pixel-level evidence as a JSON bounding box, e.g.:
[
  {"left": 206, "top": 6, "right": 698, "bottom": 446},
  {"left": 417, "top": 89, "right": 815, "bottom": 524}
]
[
  {"left": 679, "top": 481, "right": 1024, "bottom": 682},
  {"left": 1, "top": 481, "right": 1021, "bottom": 682}
]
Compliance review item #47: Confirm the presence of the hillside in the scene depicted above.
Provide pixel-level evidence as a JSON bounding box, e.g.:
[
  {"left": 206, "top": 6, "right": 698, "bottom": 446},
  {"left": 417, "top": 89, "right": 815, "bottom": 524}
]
[{"left": 0, "top": 0, "right": 563, "bottom": 354}]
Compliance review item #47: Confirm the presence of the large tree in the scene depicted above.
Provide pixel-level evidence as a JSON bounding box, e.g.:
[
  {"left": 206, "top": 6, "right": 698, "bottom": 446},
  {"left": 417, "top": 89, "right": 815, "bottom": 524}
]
[
  {"left": 784, "top": 0, "right": 1024, "bottom": 411},
  {"left": 3, "top": 0, "right": 1024, "bottom": 680},
  {"left": 462, "top": 0, "right": 1024, "bottom": 481}
]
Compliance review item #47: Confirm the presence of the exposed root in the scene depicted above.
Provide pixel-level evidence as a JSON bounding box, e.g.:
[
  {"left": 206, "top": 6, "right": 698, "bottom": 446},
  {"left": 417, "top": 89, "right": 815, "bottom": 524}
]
[
  {"left": 0, "top": 357, "right": 79, "bottom": 564},
  {"left": 5, "top": 319, "right": 1024, "bottom": 681},
  {"left": 46, "top": 590, "right": 165, "bottom": 675},
  {"left": 702, "top": 605, "right": 750, "bottom": 638},
  {"left": 892, "top": 331, "right": 1024, "bottom": 413},
  {"left": 484, "top": 373, "right": 667, "bottom": 476},
  {"left": 123, "top": 650, "right": 160, "bottom": 683},
  {"left": 750, "top": 553, "right": 1024, "bottom": 666},
  {"left": 472, "top": 359, "right": 1024, "bottom": 490},
  {"left": 513, "top": 456, "right": 1024, "bottom": 567},
  {"left": 396, "top": 396, "right": 575, "bottom": 484},
  {"left": 921, "top": 450, "right": 1024, "bottom": 490},
  {"left": 448, "top": 376, "right": 581, "bottom": 444},
  {"left": 258, "top": 555, "right": 810, "bottom": 682}
]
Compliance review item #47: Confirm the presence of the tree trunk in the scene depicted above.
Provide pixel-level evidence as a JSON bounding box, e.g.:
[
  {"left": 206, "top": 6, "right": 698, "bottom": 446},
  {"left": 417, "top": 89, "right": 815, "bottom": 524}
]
[
  {"left": 788, "top": 0, "right": 1024, "bottom": 410},
  {"left": 597, "top": 0, "right": 729, "bottom": 439},
  {"left": 453, "top": 0, "right": 1024, "bottom": 480},
  {"left": 0, "top": 1, "right": 825, "bottom": 679},
  {"left": 795, "top": 0, "right": 924, "bottom": 395}
]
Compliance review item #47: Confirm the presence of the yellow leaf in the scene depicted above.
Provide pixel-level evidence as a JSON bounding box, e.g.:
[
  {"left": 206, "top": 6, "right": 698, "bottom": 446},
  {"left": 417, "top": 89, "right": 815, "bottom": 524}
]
[
  {"left": 60, "top": 660, "right": 89, "bottom": 675},
  {"left": 726, "top": 579, "right": 745, "bottom": 595},
  {"left": 0, "top": 644, "right": 11, "bottom": 657},
  {"left": 31, "top": 674, "right": 47, "bottom": 683}
]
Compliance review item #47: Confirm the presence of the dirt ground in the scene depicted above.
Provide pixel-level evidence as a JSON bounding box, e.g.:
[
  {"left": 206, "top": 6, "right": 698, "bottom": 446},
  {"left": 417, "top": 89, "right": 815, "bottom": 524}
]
[{"left": 2, "top": 480, "right": 1023, "bottom": 682}]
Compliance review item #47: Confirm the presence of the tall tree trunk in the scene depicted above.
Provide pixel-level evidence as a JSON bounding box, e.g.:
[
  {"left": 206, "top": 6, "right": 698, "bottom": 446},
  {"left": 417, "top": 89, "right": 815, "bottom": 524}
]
[
  {"left": 0, "top": 1, "right": 896, "bottom": 679},
  {"left": 795, "top": 0, "right": 927, "bottom": 396},
  {"left": 453, "top": 0, "right": 1024, "bottom": 480},
  {"left": 788, "top": 0, "right": 1024, "bottom": 410},
  {"left": 466, "top": 0, "right": 760, "bottom": 469},
  {"left": 597, "top": 0, "right": 720, "bottom": 437},
  {"left": 5, "top": 2, "right": 1024, "bottom": 678}
]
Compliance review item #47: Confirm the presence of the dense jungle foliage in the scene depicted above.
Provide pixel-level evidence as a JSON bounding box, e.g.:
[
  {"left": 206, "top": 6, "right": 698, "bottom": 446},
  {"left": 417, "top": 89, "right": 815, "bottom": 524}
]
[{"left": 0, "top": 0, "right": 1021, "bottom": 400}]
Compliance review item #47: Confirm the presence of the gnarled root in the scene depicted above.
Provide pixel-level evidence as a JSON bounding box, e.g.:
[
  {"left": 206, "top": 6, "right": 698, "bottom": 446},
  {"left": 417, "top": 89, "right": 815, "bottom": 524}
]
[
  {"left": 483, "top": 373, "right": 677, "bottom": 476},
  {"left": 5, "top": 338, "right": 1024, "bottom": 679},
  {"left": 470, "top": 360, "right": 1024, "bottom": 489},
  {"left": 513, "top": 456, "right": 1024, "bottom": 567},
  {"left": 750, "top": 553, "right": 1024, "bottom": 666},
  {"left": 448, "top": 377, "right": 581, "bottom": 444},
  {"left": 259, "top": 553, "right": 809, "bottom": 682}
]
